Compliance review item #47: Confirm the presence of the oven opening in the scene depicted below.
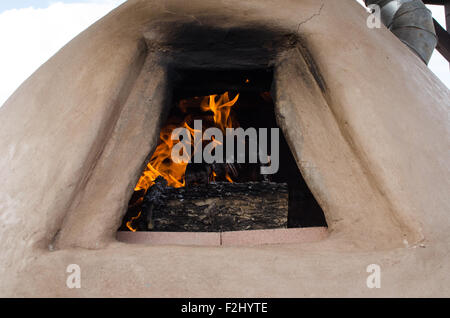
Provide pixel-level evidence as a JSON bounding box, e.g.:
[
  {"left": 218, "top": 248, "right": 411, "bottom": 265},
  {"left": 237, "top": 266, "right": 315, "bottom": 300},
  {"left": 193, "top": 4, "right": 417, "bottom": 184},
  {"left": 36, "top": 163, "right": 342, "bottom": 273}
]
[{"left": 118, "top": 68, "right": 327, "bottom": 235}]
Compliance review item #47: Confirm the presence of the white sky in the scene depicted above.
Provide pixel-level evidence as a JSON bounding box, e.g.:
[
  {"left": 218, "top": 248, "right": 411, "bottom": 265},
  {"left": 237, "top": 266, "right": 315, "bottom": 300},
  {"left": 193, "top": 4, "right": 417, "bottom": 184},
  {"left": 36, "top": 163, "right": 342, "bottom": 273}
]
[
  {"left": 0, "top": 0, "right": 448, "bottom": 107},
  {"left": 0, "top": 0, "right": 126, "bottom": 107}
]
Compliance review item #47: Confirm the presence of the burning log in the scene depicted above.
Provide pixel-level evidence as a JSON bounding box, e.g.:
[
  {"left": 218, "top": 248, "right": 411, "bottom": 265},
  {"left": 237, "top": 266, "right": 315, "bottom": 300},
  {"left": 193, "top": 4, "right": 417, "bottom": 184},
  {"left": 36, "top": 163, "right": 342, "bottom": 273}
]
[{"left": 142, "top": 181, "right": 288, "bottom": 232}]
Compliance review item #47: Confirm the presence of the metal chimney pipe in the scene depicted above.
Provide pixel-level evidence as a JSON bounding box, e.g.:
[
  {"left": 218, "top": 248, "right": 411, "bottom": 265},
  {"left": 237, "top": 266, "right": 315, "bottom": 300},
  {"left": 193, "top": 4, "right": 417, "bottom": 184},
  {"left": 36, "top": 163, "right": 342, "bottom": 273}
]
[{"left": 365, "top": 0, "right": 437, "bottom": 64}]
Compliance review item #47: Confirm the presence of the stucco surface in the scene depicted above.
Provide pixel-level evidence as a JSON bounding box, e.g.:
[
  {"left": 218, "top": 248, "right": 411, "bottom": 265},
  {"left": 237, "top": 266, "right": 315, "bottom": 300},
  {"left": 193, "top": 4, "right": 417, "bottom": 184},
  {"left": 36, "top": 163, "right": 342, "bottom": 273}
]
[{"left": 0, "top": 0, "right": 449, "bottom": 297}]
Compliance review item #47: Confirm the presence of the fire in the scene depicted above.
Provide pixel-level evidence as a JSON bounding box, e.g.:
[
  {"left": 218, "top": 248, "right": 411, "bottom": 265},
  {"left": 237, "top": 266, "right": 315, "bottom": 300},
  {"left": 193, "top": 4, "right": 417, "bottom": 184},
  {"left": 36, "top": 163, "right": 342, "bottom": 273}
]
[
  {"left": 201, "top": 92, "right": 239, "bottom": 132},
  {"left": 134, "top": 124, "right": 188, "bottom": 190},
  {"left": 126, "top": 211, "right": 141, "bottom": 232},
  {"left": 134, "top": 91, "right": 239, "bottom": 193}
]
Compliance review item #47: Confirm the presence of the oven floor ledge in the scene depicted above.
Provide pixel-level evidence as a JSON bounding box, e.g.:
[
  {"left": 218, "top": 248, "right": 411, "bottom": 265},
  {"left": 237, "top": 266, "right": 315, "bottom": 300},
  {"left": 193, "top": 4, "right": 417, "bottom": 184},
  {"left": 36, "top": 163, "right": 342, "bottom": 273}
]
[{"left": 116, "top": 227, "right": 328, "bottom": 246}]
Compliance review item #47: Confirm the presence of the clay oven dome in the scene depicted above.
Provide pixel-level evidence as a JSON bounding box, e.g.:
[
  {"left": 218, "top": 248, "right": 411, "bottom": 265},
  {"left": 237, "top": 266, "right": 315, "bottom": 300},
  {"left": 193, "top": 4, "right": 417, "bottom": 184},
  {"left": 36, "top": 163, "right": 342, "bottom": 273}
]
[{"left": 0, "top": 0, "right": 449, "bottom": 297}]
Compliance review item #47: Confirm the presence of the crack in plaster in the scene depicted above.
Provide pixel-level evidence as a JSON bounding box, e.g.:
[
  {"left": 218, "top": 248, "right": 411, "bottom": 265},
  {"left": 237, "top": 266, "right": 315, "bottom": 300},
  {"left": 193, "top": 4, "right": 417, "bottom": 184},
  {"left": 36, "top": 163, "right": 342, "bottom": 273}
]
[{"left": 297, "top": 2, "right": 325, "bottom": 33}]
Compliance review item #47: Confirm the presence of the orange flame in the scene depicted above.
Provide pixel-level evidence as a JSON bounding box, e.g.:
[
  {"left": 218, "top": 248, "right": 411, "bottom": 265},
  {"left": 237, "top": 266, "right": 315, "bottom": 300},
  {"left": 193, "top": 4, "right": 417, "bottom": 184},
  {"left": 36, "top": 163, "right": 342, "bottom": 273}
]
[
  {"left": 126, "top": 211, "right": 141, "bottom": 232},
  {"left": 201, "top": 92, "right": 239, "bottom": 132},
  {"left": 134, "top": 123, "right": 189, "bottom": 190},
  {"left": 134, "top": 92, "right": 239, "bottom": 193}
]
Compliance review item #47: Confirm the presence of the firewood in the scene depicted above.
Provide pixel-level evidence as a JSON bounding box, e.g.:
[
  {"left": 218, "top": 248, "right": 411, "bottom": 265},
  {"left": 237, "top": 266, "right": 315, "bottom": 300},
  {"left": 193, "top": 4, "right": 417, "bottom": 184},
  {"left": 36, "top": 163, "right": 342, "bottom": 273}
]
[{"left": 146, "top": 181, "right": 288, "bottom": 232}]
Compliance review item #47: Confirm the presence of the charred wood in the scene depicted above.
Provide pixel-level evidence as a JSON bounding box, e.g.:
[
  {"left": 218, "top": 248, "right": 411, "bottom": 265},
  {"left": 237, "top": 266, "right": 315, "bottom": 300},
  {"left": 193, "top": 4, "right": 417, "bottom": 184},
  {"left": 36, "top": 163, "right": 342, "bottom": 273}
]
[{"left": 147, "top": 181, "right": 288, "bottom": 232}]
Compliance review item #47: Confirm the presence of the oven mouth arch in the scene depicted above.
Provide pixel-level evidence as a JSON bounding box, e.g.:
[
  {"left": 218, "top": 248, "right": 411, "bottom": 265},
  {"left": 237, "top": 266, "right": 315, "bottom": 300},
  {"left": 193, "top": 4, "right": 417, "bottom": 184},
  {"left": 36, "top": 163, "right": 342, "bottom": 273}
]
[{"left": 53, "top": 24, "right": 419, "bottom": 251}]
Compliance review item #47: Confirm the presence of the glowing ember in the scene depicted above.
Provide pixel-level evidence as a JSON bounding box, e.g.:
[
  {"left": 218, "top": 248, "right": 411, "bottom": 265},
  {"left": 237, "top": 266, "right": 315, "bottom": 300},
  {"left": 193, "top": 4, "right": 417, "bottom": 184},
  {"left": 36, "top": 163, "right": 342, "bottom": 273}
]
[{"left": 225, "top": 172, "right": 234, "bottom": 183}]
